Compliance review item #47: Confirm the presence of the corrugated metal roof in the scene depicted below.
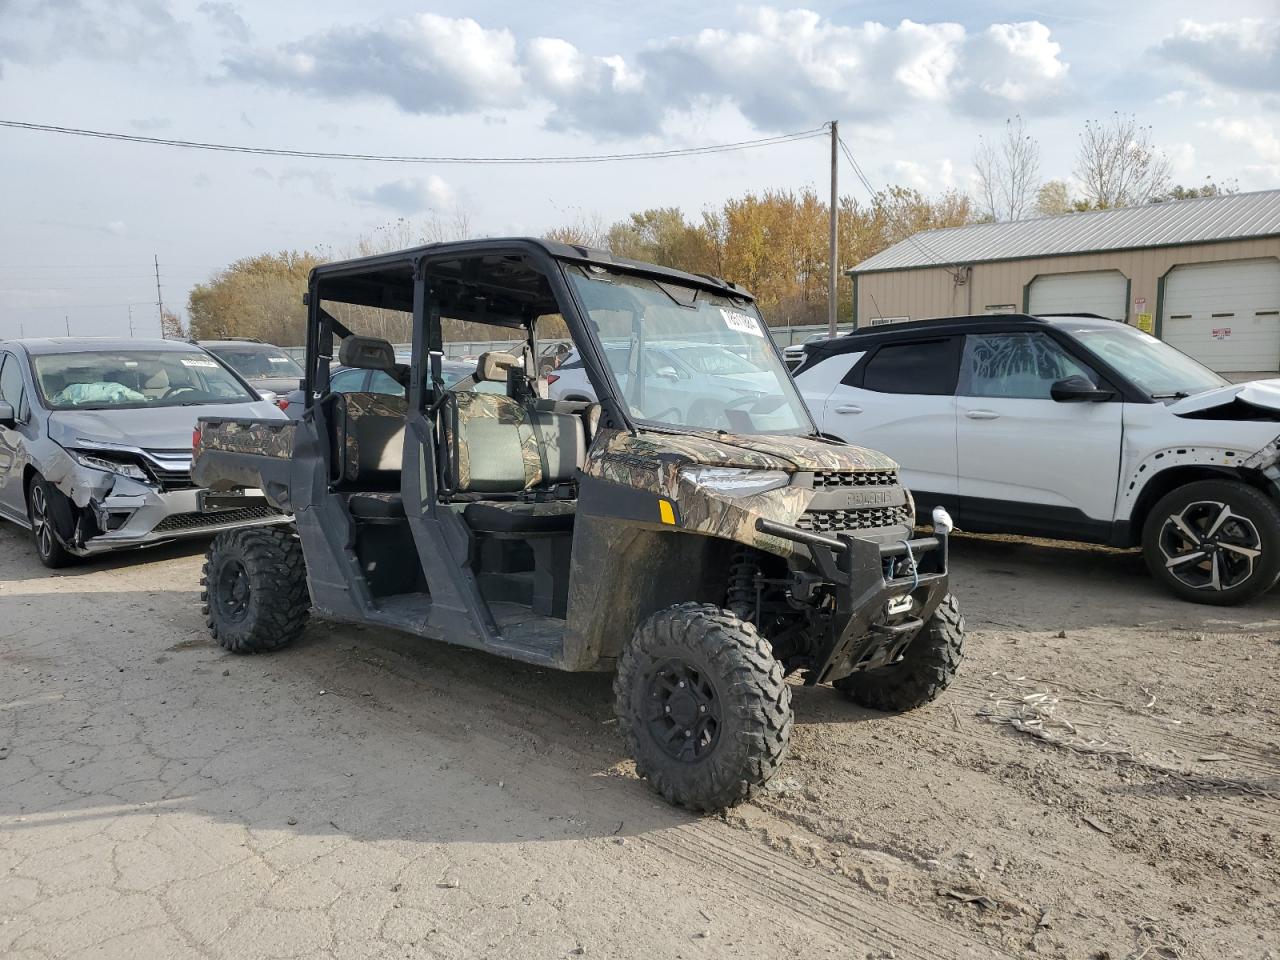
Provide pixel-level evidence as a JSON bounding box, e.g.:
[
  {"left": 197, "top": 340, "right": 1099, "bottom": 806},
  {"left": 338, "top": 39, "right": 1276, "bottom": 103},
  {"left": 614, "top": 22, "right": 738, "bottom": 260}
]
[{"left": 851, "top": 188, "right": 1280, "bottom": 273}]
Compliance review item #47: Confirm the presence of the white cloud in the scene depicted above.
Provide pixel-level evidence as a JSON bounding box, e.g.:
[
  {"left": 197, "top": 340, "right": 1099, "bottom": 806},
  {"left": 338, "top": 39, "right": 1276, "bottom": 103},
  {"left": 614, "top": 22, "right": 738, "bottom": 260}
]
[
  {"left": 0, "top": 0, "right": 189, "bottom": 72},
  {"left": 226, "top": 14, "right": 522, "bottom": 115},
  {"left": 198, "top": 2, "right": 250, "bottom": 44},
  {"left": 221, "top": 9, "right": 1071, "bottom": 137},
  {"left": 1156, "top": 90, "right": 1187, "bottom": 107},
  {"left": 105, "top": 221, "right": 128, "bottom": 237},
  {"left": 890, "top": 157, "right": 956, "bottom": 191},
  {"left": 1157, "top": 19, "right": 1280, "bottom": 91},
  {"left": 354, "top": 176, "right": 456, "bottom": 213},
  {"left": 1208, "top": 118, "right": 1280, "bottom": 181},
  {"left": 961, "top": 22, "right": 1068, "bottom": 110}
]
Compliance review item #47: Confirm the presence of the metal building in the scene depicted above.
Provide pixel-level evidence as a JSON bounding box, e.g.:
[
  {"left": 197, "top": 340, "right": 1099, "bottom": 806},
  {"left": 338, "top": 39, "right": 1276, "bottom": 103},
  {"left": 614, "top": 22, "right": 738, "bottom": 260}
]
[{"left": 847, "top": 189, "right": 1280, "bottom": 373}]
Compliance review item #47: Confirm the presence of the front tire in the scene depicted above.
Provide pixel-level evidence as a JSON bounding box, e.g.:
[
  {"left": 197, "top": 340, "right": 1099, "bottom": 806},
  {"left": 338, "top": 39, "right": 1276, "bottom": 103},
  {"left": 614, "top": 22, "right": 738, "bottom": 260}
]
[
  {"left": 834, "top": 593, "right": 965, "bottom": 712},
  {"left": 614, "top": 603, "right": 792, "bottom": 812},
  {"left": 202, "top": 527, "right": 310, "bottom": 653},
  {"left": 1142, "top": 479, "right": 1280, "bottom": 606},
  {"left": 26, "top": 473, "right": 74, "bottom": 569}
]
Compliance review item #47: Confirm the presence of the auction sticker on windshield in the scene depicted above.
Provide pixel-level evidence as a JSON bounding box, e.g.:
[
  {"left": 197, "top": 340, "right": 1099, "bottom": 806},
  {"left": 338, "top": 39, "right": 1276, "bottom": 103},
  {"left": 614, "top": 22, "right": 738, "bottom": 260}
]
[
  {"left": 181, "top": 358, "right": 220, "bottom": 368},
  {"left": 720, "top": 307, "right": 763, "bottom": 338}
]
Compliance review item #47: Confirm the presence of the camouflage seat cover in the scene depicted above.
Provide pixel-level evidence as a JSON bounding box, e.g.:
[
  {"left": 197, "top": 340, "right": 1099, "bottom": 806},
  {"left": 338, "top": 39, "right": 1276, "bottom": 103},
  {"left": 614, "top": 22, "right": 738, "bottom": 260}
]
[
  {"left": 443, "top": 392, "right": 585, "bottom": 494},
  {"left": 331, "top": 392, "right": 407, "bottom": 490}
]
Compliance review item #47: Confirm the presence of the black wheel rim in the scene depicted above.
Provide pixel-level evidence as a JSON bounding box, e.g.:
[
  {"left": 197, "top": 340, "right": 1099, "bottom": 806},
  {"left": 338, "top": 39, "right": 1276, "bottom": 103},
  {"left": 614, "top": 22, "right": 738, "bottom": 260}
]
[
  {"left": 643, "top": 658, "right": 722, "bottom": 762},
  {"left": 30, "top": 484, "right": 54, "bottom": 559},
  {"left": 1159, "top": 500, "right": 1261, "bottom": 592},
  {"left": 214, "top": 558, "right": 252, "bottom": 623}
]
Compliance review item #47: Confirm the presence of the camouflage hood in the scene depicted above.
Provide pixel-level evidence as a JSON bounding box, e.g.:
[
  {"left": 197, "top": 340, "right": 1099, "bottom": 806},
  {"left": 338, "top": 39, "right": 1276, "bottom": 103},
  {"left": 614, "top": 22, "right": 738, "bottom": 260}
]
[{"left": 588, "top": 428, "right": 898, "bottom": 474}]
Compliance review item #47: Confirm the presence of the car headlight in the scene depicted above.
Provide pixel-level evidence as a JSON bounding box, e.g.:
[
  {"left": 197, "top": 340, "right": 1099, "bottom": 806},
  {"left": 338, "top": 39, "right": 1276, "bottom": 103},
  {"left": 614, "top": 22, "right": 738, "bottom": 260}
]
[
  {"left": 679, "top": 466, "right": 790, "bottom": 496},
  {"left": 68, "top": 450, "right": 151, "bottom": 482}
]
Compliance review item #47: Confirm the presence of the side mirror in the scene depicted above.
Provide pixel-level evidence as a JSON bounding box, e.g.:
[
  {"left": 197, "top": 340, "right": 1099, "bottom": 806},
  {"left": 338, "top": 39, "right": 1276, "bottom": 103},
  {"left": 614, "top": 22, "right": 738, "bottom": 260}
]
[
  {"left": 1051, "top": 375, "right": 1114, "bottom": 403},
  {"left": 655, "top": 367, "right": 680, "bottom": 381},
  {"left": 0, "top": 400, "right": 13, "bottom": 429}
]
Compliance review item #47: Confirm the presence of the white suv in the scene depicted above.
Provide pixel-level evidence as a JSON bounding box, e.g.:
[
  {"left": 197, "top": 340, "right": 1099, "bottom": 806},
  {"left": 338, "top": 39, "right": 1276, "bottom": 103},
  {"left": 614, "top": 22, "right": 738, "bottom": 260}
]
[{"left": 794, "top": 313, "right": 1280, "bottom": 605}]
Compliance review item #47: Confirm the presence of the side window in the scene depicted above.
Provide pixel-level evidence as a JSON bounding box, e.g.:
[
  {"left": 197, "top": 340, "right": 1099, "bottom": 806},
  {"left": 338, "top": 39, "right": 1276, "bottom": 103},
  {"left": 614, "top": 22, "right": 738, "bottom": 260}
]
[
  {"left": 857, "top": 339, "right": 958, "bottom": 396},
  {"left": 367, "top": 370, "right": 406, "bottom": 397},
  {"left": 958, "top": 332, "right": 1098, "bottom": 400},
  {"left": 329, "top": 368, "right": 366, "bottom": 394},
  {"left": 0, "top": 354, "right": 27, "bottom": 417}
]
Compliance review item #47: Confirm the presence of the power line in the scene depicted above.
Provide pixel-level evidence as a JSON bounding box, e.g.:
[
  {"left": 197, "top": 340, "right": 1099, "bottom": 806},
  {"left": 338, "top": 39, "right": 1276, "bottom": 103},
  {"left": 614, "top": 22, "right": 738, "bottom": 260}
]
[
  {"left": 836, "top": 135, "right": 958, "bottom": 273},
  {"left": 0, "top": 119, "right": 829, "bottom": 165}
]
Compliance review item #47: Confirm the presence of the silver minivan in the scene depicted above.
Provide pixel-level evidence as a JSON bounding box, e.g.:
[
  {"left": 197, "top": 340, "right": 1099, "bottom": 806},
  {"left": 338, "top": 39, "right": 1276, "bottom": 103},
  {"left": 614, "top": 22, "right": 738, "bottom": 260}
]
[{"left": 0, "top": 338, "right": 287, "bottom": 567}]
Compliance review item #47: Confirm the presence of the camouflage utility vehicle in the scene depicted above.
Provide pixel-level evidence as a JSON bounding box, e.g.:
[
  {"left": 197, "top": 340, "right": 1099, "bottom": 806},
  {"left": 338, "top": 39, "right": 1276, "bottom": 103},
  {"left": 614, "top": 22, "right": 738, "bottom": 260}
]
[{"left": 193, "top": 239, "right": 965, "bottom": 811}]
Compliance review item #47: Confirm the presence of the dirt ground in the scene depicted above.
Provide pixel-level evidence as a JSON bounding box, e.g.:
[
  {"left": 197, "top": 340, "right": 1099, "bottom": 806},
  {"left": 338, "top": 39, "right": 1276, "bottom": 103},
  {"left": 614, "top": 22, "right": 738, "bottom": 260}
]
[{"left": 0, "top": 522, "right": 1277, "bottom": 960}]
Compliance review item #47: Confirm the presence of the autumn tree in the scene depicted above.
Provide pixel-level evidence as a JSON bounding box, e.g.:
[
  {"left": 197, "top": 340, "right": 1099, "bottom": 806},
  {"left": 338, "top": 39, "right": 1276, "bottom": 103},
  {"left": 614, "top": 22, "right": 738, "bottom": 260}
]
[
  {"left": 159, "top": 308, "right": 187, "bottom": 340},
  {"left": 1074, "top": 114, "right": 1171, "bottom": 209},
  {"left": 1034, "top": 180, "right": 1075, "bottom": 217},
  {"left": 974, "top": 115, "right": 1041, "bottom": 221},
  {"left": 187, "top": 251, "right": 325, "bottom": 346}
]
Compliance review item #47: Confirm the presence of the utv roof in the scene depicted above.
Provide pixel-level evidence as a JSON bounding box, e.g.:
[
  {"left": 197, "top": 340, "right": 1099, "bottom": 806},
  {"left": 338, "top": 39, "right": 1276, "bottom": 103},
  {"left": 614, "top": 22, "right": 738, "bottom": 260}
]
[
  {"left": 309, "top": 236, "right": 754, "bottom": 301},
  {"left": 14, "top": 337, "right": 197, "bottom": 356},
  {"left": 804, "top": 313, "right": 1121, "bottom": 360}
]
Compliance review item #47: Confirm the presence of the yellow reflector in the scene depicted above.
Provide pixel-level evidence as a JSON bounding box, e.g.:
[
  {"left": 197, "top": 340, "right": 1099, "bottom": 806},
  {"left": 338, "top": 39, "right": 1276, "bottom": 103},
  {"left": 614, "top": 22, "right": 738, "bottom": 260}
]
[{"left": 658, "top": 499, "right": 676, "bottom": 525}]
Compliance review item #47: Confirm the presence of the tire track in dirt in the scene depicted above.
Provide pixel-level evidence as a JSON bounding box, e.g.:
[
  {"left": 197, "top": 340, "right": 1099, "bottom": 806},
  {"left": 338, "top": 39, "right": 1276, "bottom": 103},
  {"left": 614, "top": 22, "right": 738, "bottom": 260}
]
[{"left": 636, "top": 822, "right": 1015, "bottom": 960}]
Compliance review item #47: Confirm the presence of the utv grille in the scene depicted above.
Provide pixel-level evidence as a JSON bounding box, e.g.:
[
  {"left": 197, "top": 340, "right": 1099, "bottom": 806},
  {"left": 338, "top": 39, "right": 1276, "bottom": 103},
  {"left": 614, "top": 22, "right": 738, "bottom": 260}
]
[
  {"left": 812, "top": 470, "right": 898, "bottom": 488},
  {"left": 152, "top": 505, "right": 279, "bottom": 533},
  {"left": 796, "top": 504, "right": 913, "bottom": 533}
]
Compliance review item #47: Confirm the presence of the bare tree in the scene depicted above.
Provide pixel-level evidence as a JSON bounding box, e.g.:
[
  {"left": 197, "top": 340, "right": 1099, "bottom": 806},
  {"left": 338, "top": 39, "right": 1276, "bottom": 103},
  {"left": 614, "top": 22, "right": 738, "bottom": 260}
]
[
  {"left": 1074, "top": 114, "right": 1171, "bottom": 209},
  {"left": 159, "top": 308, "right": 187, "bottom": 340},
  {"left": 973, "top": 115, "right": 1041, "bottom": 221}
]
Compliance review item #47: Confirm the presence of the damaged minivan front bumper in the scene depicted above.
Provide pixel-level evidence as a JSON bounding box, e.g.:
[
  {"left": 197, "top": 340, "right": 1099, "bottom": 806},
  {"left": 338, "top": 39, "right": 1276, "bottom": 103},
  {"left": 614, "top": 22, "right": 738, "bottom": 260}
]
[{"left": 42, "top": 443, "right": 288, "bottom": 556}]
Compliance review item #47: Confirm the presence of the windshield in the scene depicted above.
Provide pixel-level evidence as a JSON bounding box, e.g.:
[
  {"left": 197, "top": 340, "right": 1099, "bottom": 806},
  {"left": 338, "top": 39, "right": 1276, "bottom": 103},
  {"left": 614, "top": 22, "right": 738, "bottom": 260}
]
[
  {"left": 1071, "top": 325, "right": 1228, "bottom": 398},
  {"left": 206, "top": 344, "right": 303, "bottom": 380},
  {"left": 564, "top": 264, "right": 812, "bottom": 435},
  {"left": 33, "top": 350, "right": 258, "bottom": 410}
]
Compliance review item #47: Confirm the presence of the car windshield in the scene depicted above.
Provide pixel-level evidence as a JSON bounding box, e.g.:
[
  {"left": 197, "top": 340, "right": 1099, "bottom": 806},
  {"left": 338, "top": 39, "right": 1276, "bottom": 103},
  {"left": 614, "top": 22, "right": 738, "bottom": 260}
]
[
  {"left": 564, "top": 264, "right": 812, "bottom": 435},
  {"left": 207, "top": 344, "right": 303, "bottom": 380},
  {"left": 32, "top": 350, "right": 258, "bottom": 410},
  {"left": 1070, "top": 324, "right": 1228, "bottom": 398}
]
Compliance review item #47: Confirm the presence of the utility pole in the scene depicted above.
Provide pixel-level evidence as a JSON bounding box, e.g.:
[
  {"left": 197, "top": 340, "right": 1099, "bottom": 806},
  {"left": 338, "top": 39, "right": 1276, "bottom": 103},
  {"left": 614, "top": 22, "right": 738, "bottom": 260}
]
[
  {"left": 128, "top": 305, "right": 135, "bottom": 339},
  {"left": 65, "top": 315, "right": 70, "bottom": 337},
  {"left": 828, "top": 120, "right": 839, "bottom": 340},
  {"left": 154, "top": 254, "right": 166, "bottom": 337}
]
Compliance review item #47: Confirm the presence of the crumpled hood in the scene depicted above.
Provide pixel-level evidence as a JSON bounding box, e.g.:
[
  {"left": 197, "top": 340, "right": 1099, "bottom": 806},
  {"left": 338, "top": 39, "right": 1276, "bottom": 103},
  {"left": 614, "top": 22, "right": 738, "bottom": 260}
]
[
  {"left": 48, "top": 400, "right": 284, "bottom": 450},
  {"left": 1169, "top": 379, "right": 1280, "bottom": 416},
  {"left": 604, "top": 428, "right": 898, "bottom": 473}
]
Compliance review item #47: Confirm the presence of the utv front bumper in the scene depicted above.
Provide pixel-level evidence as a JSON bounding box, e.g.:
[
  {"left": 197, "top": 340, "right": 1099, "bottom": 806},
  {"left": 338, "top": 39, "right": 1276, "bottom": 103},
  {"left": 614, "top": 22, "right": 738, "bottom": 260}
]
[{"left": 755, "top": 517, "right": 951, "bottom": 685}]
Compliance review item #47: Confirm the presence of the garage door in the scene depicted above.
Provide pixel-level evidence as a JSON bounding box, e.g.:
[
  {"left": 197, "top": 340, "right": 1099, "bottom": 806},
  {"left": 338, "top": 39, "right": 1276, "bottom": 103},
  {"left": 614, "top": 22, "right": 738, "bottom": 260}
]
[
  {"left": 1028, "top": 270, "right": 1127, "bottom": 320},
  {"left": 1162, "top": 258, "right": 1280, "bottom": 373}
]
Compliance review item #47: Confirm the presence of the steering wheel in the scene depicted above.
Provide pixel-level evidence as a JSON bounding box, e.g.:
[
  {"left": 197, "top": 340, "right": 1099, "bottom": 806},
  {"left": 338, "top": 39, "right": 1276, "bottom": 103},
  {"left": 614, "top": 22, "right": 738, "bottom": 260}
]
[{"left": 161, "top": 386, "right": 199, "bottom": 400}]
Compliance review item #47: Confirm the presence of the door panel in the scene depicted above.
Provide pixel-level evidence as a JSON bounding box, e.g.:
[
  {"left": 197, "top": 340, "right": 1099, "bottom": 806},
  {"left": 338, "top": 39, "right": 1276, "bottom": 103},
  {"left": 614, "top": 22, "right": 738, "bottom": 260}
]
[
  {"left": 0, "top": 354, "right": 29, "bottom": 520},
  {"left": 956, "top": 332, "right": 1122, "bottom": 528},
  {"left": 822, "top": 338, "right": 961, "bottom": 506}
]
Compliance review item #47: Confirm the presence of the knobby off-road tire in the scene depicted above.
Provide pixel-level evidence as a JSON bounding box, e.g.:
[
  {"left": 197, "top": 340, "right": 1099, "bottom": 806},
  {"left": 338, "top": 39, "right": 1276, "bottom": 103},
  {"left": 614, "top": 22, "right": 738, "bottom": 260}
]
[
  {"left": 26, "top": 473, "right": 75, "bottom": 569},
  {"left": 834, "top": 593, "right": 965, "bottom": 712},
  {"left": 1142, "top": 479, "right": 1280, "bottom": 607},
  {"left": 202, "top": 526, "right": 309, "bottom": 653},
  {"left": 614, "top": 602, "right": 793, "bottom": 812}
]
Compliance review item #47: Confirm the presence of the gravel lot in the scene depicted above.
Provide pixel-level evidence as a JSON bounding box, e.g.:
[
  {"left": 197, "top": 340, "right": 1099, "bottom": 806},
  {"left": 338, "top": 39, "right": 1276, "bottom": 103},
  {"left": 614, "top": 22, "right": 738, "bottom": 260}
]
[{"left": 1, "top": 522, "right": 1277, "bottom": 960}]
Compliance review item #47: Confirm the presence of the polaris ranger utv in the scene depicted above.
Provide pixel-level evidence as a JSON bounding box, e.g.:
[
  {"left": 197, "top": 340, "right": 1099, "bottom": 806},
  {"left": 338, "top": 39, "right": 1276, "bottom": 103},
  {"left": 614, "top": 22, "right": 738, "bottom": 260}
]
[{"left": 193, "top": 239, "right": 965, "bottom": 811}]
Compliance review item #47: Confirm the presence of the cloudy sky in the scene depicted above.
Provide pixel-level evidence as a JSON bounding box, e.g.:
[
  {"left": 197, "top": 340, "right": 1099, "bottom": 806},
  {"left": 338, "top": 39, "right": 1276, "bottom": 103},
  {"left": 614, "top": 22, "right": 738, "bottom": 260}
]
[{"left": 1, "top": 0, "right": 1277, "bottom": 338}]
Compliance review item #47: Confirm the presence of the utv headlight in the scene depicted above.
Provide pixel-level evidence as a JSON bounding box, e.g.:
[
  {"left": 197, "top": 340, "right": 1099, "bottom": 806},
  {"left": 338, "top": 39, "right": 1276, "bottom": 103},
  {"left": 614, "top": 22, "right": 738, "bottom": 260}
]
[
  {"left": 68, "top": 450, "right": 151, "bottom": 483},
  {"left": 679, "top": 466, "right": 790, "bottom": 497}
]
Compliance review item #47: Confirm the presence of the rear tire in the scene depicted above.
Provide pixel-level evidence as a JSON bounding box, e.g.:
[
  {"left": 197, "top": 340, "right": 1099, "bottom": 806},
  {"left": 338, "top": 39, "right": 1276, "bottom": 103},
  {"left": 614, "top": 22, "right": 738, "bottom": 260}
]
[
  {"left": 26, "top": 473, "right": 75, "bottom": 569},
  {"left": 615, "top": 603, "right": 792, "bottom": 812},
  {"left": 834, "top": 593, "right": 965, "bottom": 712},
  {"left": 202, "top": 526, "right": 309, "bottom": 653},
  {"left": 1142, "top": 479, "right": 1280, "bottom": 606}
]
